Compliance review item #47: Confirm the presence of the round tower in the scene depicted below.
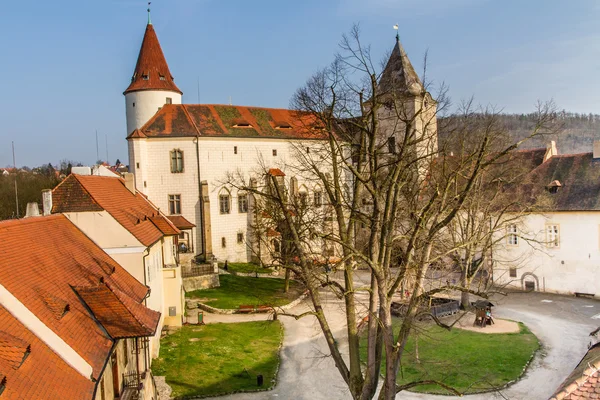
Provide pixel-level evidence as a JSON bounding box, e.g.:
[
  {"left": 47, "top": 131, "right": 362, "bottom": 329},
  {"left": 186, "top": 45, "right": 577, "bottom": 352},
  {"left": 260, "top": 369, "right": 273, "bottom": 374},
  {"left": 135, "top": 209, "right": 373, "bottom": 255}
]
[{"left": 124, "top": 19, "right": 182, "bottom": 136}]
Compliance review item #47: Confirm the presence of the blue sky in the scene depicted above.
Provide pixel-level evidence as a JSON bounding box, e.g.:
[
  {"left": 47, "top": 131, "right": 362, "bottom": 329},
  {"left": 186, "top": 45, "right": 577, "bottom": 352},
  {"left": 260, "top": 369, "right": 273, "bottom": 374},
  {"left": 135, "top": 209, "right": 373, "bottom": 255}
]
[{"left": 1, "top": 0, "right": 599, "bottom": 167}]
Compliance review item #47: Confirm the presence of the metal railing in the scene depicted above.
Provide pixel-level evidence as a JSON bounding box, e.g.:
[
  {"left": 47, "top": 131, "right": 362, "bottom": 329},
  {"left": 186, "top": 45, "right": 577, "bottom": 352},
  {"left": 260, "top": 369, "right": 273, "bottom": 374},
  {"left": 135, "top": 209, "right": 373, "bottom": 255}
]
[{"left": 182, "top": 264, "right": 214, "bottom": 278}]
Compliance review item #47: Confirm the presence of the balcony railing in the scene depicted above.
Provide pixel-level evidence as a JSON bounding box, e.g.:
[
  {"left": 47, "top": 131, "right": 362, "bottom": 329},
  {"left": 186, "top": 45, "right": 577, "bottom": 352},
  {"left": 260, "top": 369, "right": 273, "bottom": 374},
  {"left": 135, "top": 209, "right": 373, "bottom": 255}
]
[{"left": 182, "top": 264, "right": 215, "bottom": 278}]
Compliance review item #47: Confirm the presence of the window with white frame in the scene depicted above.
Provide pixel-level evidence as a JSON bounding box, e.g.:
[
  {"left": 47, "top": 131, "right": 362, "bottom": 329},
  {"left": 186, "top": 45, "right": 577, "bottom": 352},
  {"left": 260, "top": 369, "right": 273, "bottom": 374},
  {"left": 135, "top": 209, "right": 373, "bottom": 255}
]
[
  {"left": 170, "top": 149, "right": 184, "bottom": 173},
  {"left": 546, "top": 224, "right": 560, "bottom": 247},
  {"left": 507, "top": 224, "right": 518, "bottom": 246},
  {"left": 219, "top": 192, "right": 231, "bottom": 214},
  {"left": 238, "top": 193, "right": 248, "bottom": 213},
  {"left": 168, "top": 194, "right": 181, "bottom": 215}
]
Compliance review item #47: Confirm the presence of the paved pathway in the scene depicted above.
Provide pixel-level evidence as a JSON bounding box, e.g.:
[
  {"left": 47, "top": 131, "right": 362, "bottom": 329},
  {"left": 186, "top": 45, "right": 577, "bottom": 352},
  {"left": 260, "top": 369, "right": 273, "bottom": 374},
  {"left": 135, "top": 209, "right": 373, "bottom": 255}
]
[{"left": 198, "top": 272, "right": 599, "bottom": 400}]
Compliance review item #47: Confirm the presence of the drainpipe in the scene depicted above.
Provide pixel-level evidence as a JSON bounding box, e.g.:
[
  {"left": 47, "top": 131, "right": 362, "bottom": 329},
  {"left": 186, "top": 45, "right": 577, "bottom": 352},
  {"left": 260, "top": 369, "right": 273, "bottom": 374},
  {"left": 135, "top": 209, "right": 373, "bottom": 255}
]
[
  {"left": 142, "top": 249, "right": 150, "bottom": 306},
  {"left": 195, "top": 136, "right": 206, "bottom": 259}
]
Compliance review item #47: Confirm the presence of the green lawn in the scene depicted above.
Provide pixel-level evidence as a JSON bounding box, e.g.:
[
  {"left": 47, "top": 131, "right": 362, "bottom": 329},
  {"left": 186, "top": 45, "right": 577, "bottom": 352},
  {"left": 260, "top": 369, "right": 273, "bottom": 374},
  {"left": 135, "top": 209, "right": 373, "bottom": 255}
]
[
  {"left": 186, "top": 274, "right": 304, "bottom": 309},
  {"left": 360, "top": 320, "right": 539, "bottom": 394},
  {"left": 223, "top": 262, "right": 274, "bottom": 274},
  {"left": 153, "top": 322, "right": 282, "bottom": 398}
]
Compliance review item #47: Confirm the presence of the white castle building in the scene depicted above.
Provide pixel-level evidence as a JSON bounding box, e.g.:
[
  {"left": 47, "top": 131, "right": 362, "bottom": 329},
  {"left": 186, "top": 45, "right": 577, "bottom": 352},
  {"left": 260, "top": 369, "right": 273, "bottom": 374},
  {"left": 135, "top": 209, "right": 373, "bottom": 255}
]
[{"left": 124, "top": 18, "right": 436, "bottom": 263}]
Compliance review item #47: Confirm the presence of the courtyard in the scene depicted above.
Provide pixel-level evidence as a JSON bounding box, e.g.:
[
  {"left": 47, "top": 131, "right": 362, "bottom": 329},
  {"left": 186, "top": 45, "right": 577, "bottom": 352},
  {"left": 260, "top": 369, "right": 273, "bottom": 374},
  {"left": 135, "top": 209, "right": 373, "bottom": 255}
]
[{"left": 193, "top": 270, "right": 599, "bottom": 400}]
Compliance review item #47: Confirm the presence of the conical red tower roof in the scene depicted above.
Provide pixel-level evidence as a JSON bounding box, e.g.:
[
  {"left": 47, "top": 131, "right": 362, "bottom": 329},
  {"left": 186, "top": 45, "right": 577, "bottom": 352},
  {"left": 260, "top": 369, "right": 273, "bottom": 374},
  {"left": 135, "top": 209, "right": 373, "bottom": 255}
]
[{"left": 124, "top": 23, "right": 182, "bottom": 95}]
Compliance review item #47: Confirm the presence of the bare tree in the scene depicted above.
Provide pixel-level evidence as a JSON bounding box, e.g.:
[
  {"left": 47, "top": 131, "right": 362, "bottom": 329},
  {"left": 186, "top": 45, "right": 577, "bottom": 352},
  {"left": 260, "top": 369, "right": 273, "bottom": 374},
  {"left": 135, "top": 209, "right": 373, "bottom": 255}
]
[{"left": 227, "top": 26, "right": 556, "bottom": 400}]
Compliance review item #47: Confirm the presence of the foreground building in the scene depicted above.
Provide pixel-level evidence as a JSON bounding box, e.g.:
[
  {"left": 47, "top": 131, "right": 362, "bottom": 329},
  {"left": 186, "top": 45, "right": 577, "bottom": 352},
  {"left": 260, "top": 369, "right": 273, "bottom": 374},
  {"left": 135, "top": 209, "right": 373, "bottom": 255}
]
[
  {"left": 50, "top": 172, "right": 184, "bottom": 357},
  {"left": 0, "top": 215, "right": 160, "bottom": 399},
  {"left": 124, "top": 19, "right": 437, "bottom": 264}
]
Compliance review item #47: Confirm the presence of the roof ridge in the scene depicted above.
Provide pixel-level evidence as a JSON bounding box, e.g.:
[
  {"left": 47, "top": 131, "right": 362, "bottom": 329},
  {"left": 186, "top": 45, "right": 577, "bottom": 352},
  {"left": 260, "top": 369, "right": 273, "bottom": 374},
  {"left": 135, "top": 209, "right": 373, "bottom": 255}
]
[
  {"left": 0, "top": 214, "right": 63, "bottom": 228},
  {"left": 181, "top": 104, "right": 201, "bottom": 136}
]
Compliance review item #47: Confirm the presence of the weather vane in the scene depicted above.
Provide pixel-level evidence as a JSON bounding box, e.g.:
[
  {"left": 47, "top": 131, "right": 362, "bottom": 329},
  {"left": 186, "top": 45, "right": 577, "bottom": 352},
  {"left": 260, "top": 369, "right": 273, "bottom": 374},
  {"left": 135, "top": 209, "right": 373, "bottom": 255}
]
[
  {"left": 147, "top": 2, "right": 152, "bottom": 25},
  {"left": 393, "top": 24, "right": 399, "bottom": 40}
]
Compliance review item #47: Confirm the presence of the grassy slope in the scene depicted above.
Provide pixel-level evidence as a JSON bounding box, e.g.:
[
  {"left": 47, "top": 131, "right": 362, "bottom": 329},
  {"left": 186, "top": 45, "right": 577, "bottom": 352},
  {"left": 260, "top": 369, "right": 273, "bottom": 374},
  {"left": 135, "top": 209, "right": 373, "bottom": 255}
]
[
  {"left": 224, "top": 262, "right": 274, "bottom": 274},
  {"left": 152, "top": 321, "right": 283, "bottom": 398},
  {"left": 360, "top": 321, "right": 539, "bottom": 394},
  {"left": 186, "top": 274, "right": 303, "bottom": 309}
]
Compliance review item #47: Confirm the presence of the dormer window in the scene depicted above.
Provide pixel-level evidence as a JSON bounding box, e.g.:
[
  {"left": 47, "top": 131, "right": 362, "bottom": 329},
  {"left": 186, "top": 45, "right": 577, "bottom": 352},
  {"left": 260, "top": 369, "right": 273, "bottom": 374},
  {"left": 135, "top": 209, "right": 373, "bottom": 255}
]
[
  {"left": 0, "top": 376, "right": 6, "bottom": 396},
  {"left": 232, "top": 119, "right": 252, "bottom": 128},
  {"left": 547, "top": 180, "right": 561, "bottom": 194},
  {"left": 159, "top": 74, "right": 166, "bottom": 81},
  {"left": 142, "top": 73, "right": 149, "bottom": 81},
  {"left": 275, "top": 122, "right": 292, "bottom": 130}
]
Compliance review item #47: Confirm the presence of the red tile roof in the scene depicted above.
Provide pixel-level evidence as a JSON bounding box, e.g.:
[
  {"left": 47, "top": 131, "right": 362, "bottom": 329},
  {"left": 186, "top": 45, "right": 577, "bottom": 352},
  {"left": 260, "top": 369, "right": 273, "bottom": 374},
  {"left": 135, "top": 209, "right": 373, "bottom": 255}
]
[
  {"left": 74, "top": 282, "right": 160, "bottom": 339},
  {"left": 127, "top": 104, "right": 327, "bottom": 140},
  {"left": 0, "top": 215, "right": 152, "bottom": 380},
  {"left": 551, "top": 343, "right": 600, "bottom": 399},
  {"left": 149, "top": 216, "right": 180, "bottom": 236},
  {"left": 167, "top": 215, "right": 195, "bottom": 230},
  {"left": 518, "top": 152, "right": 600, "bottom": 211},
  {"left": 124, "top": 23, "right": 182, "bottom": 95},
  {"left": 0, "top": 305, "right": 94, "bottom": 399},
  {"left": 53, "top": 174, "right": 180, "bottom": 246},
  {"left": 0, "top": 331, "right": 29, "bottom": 370},
  {"left": 268, "top": 168, "right": 286, "bottom": 177}
]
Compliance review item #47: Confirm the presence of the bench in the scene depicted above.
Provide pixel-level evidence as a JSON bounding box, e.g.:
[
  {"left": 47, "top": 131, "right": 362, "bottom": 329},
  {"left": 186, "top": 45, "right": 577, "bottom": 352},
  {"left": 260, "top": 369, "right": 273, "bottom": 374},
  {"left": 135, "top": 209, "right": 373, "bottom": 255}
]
[
  {"left": 256, "top": 305, "right": 272, "bottom": 313},
  {"left": 238, "top": 305, "right": 255, "bottom": 313}
]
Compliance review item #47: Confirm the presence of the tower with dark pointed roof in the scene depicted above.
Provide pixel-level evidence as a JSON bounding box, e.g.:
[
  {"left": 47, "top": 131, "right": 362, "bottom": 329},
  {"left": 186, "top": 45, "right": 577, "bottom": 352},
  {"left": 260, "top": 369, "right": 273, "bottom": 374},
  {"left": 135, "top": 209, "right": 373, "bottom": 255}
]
[
  {"left": 124, "top": 18, "right": 183, "bottom": 137},
  {"left": 376, "top": 34, "right": 438, "bottom": 169}
]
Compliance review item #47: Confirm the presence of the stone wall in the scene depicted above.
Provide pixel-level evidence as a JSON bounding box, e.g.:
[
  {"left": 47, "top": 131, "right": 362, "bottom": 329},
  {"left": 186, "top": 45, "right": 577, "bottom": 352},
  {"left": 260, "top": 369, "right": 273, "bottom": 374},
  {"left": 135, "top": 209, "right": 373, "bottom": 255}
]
[{"left": 183, "top": 274, "right": 220, "bottom": 291}]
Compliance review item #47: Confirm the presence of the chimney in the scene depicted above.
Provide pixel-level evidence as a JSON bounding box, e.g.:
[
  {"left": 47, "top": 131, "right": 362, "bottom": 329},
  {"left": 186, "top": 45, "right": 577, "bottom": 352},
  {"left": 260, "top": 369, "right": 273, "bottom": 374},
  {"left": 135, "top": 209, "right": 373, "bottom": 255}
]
[
  {"left": 543, "top": 140, "right": 558, "bottom": 163},
  {"left": 594, "top": 141, "right": 600, "bottom": 159},
  {"left": 25, "top": 202, "right": 40, "bottom": 218},
  {"left": 123, "top": 173, "right": 136, "bottom": 194},
  {"left": 42, "top": 189, "right": 52, "bottom": 216}
]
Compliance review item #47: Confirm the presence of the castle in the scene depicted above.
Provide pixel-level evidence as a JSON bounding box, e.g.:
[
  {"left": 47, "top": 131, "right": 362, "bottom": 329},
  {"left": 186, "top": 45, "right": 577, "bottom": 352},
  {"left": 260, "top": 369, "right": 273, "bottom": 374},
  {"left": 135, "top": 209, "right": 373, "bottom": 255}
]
[{"left": 124, "top": 17, "right": 437, "bottom": 263}]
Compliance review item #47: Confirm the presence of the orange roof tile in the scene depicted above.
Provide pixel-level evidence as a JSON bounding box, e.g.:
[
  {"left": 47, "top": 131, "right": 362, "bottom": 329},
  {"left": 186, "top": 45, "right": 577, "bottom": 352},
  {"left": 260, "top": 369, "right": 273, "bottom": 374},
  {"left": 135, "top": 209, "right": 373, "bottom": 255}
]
[
  {"left": 124, "top": 23, "right": 182, "bottom": 95},
  {"left": 53, "top": 174, "right": 178, "bottom": 246},
  {"left": 167, "top": 215, "right": 195, "bottom": 229},
  {"left": 0, "top": 332, "right": 29, "bottom": 370},
  {"left": 551, "top": 343, "right": 600, "bottom": 399},
  {"left": 74, "top": 282, "right": 160, "bottom": 339},
  {"left": 150, "top": 215, "right": 180, "bottom": 236},
  {"left": 0, "top": 215, "right": 152, "bottom": 380},
  {"left": 0, "top": 305, "right": 93, "bottom": 399},
  {"left": 127, "top": 104, "right": 328, "bottom": 140},
  {"left": 268, "top": 168, "right": 286, "bottom": 177}
]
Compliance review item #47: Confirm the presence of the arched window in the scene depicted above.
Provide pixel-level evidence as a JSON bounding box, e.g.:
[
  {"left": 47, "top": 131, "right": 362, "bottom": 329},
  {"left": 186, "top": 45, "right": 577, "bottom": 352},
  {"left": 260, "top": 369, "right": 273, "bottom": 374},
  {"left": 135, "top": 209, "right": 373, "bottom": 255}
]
[
  {"left": 313, "top": 185, "right": 323, "bottom": 207},
  {"left": 298, "top": 185, "right": 308, "bottom": 208},
  {"left": 272, "top": 239, "right": 281, "bottom": 253},
  {"left": 219, "top": 189, "right": 231, "bottom": 214},
  {"left": 238, "top": 191, "right": 248, "bottom": 213},
  {"left": 170, "top": 149, "right": 184, "bottom": 173}
]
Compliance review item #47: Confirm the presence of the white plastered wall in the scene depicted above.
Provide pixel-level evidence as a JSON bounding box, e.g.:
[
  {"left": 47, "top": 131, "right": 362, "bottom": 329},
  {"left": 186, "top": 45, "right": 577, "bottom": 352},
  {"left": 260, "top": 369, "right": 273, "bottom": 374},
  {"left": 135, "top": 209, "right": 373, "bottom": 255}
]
[
  {"left": 494, "top": 211, "right": 600, "bottom": 296},
  {"left": 125, "top": 90, "right": 182, "bottom": 136},
  {"left": 133, "top": 136, "right": 329, "bottom": 262}
]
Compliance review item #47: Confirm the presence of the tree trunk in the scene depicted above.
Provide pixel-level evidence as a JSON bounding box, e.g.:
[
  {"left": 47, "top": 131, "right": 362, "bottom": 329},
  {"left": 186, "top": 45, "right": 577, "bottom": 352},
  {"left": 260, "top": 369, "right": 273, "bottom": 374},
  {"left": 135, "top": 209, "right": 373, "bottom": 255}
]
[
  {"left": 460, "top": 268, "right": 470, "bottom": 309},
  {"left": 284, "top": 268, "right": 290, "bottom": 293}
]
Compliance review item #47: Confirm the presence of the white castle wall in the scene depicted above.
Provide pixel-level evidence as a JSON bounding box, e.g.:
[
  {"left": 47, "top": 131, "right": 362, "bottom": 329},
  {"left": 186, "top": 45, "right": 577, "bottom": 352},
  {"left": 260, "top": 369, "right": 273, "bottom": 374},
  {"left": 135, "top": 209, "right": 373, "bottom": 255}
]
[
  {"left": 125, "top": 90, "right": 182, "bottom": 135},
  {"left": 494, "top": 211, "right": 600, "bottom": 296},
  {"left": 130, "top": 136, "right": 327, "bottom": 262}
]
